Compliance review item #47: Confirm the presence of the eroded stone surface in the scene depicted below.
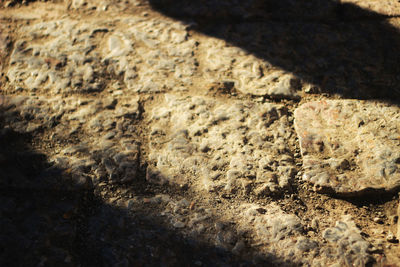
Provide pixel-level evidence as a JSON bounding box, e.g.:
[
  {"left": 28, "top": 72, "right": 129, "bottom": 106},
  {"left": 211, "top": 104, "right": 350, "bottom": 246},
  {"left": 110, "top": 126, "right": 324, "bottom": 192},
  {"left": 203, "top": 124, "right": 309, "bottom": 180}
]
[
  {"left": 147, "top": 94, "right": 296, "bottom": 196},
  {"left": 6, "top": 16, "right": 198, "bottom": 94},
  {"left": 7, "top": 19, "right": 110, "bottom": 94},
  {"left": 236, "top": 204, "right": 372, "bottom": 266},
  {"left": 321, "top": 216, "right": 372, "bottom": 267},
  {"left": 1, "top": 1, "right": 400, "bottom": 266},
  {"left": 102, "top": 17, "right": 198, "bottom": 93},
  {"left": 200, "top": 38, "right": 301, "bottom": 99},
  {"left": 294, "top": 100, "right": 400, "bottom": 195},
  {"left": 237, "top": 203, "right": 315, "bottom": 265}
]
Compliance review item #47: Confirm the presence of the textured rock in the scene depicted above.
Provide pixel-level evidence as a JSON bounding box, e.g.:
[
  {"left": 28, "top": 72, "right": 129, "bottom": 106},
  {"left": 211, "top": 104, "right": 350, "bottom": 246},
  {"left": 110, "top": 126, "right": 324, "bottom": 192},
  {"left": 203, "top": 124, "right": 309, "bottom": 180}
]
[
  {"left": 7, "top": 19, "right": 109, "bottom": 94},
  {"left": 201, "top": 38, "right": 301, "bottom": 99},
  {"left": 294, "top": 100, "right": 400, "bottom": 195},
  {"left": 238, "top": 203, "right": 320, "bottom": 265},
  {"left": 321, "top": 216, "right": 372, "bottom": 267},
  {"left": 6, "top": 16, "right": 197, "bottom": 95},
  {"left": 151, "top": 1, "right": 400, "bottom": 101},
  {"left": 238, "top": 205, "right": 372, "bottom": 266},
  {"left": 147, "top": 94, "right": 296, "bottom": 196},
  {"left": 100, "top": 17, "right": 197, "bottom": 93},
  {"left": 2, "top": 1, "right": 400, "bottom": 266}
]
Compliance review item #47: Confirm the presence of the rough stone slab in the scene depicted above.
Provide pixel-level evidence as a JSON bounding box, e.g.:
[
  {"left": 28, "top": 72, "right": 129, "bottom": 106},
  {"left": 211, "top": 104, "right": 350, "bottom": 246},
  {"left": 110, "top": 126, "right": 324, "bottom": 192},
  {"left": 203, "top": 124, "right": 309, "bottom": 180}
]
[
  {"left": 7, "top": 17, "right": 198, "bottom": 94},
  {"left": 238, "top": 203, "right": 311, "bottom": 265},
  {"left": 7, "top": 19, "right": 112, "bottom": 94},
  {"left": 236, "top": 204, "right": 372, "bottom": 266},
  {"left": 102, "top": 17, "right": 198, "bottom": 93},
  {"left": 294, "top": 100, "right": 400, "bottom": 195},
  {"left": 147, "top": 94, "right": 296, "bottom": 196},
  {"left": 200, "top": 37, "right": 301, "bottom": 99},
  {"left": 198, "top": 15, "right": 400, "bottom": 100},
  {"left": 322, "top": 216, "right": 372, "bottom": 267},
  {"left": 69, "top": 0, "right": 143, "bottom": 12}
]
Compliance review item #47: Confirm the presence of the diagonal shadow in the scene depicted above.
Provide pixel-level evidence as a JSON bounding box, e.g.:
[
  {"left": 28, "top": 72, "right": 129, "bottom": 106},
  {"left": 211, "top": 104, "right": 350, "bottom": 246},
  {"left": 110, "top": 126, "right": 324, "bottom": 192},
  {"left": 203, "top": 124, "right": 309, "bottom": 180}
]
[
  {"left": 0, "top": 101, "right": 293, "bottom": 266},
  {"left": 149, "top": 0, "right": 400, "bottom": 104}
]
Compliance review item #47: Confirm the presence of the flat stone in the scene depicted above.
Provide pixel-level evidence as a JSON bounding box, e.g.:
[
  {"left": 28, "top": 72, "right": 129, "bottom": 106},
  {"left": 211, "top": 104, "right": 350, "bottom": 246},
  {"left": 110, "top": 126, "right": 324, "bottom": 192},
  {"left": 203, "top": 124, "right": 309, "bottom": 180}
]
[
  {"left": 195, "top": 10, "right": 400, "bottom": 100},
  {"left": 235, "top": 211, "right": 370, "bottom": 266},
  {"left": 322, "top": 216, "right": 372, "bottom": 266},
  {"left": 7, "top": 19, "right": 107, "bottom": 95},
  {"left": 237, "top": 203, "right": 321, "bottom": 265},
  {"left": 99, "top": 17, "right": 197, "bottom": 93},
  {"left": 201, "top": 38, "right": 301, "bottom": 99},
  {"left": 147, "top": 94, "right": 296, "bottom": 196},
  {"left": 294, "top": 100, "right": 400, "bottom": 195}
]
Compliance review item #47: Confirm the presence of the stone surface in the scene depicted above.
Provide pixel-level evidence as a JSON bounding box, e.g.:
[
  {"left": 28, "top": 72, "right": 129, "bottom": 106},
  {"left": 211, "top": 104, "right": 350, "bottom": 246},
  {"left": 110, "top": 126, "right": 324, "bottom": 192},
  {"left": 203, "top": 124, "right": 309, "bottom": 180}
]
[
  {"left": 322, "top": 216, "right": 372, "bottom": 267},
  {"left": 147, "top": 94, "right": 296, "bottom": 196},
  {"left": 200, "top": 38, "right": 301, "bottom": 99},
  {"left": 1, "top": 0, "right": 400, "bottom": 266},
  {"left": 236, "top": 204, "right": 373, "bottom": 266},
  {"left": 294, "top": 100, "right": 400, "bottom": 195},
  {"left": 7, "top": 19, "right": 108, "bottom": 94},
  {"left": 100, "top": 17, "right": 198, "bottom": 93},
  {"left": 6, "top": 16, "right": 197, "bottom": 95},
  {"left": 151, "top": 1, "right": 400, "bottom": 101}
]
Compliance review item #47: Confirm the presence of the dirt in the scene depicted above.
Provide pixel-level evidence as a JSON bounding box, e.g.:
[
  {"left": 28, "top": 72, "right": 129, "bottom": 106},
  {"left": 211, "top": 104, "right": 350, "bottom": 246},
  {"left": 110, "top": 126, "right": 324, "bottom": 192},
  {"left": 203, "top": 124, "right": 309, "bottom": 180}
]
[{"left": 1, "top": 1, "right": 400, "bottom": 266}]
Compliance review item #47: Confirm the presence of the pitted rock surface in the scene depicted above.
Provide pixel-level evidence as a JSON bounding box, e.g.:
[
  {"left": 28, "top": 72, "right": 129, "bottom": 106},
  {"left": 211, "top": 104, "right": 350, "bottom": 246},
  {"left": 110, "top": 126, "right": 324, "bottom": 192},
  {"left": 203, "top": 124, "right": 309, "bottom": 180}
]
[
  {"left": 294, "top": 100, "right": 400, "bottom": 195},
  {"left": 6, "top": 15, "right": 198, "bottom": 95},
  {"left": 100, "top": 17, "right": 198, "bottom": 93},
  {"left": 147, "top": 94, "right": 296, "bottom": 195},
  {"left": 199, "top": 37, "right": 301, "bottom": 99},
  {"left": 7, "top": 19, "right": 109, "bottom": 94},
  {"left": 322, "top": 216, "right": 371, "bottom": 267},
  {"left": 1, "top": 1, "right": 400, "bottom": 266},
  {"left": 236, "top": 204, "right": 372, "bottom": 266},
  {"left": 151, "top": 0, "right": 400, "bottom": 100}
]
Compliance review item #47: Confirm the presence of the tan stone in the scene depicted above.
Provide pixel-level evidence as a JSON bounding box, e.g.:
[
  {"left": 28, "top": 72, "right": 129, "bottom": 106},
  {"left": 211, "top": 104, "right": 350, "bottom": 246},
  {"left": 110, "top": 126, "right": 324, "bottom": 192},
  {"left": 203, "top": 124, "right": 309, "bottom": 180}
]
[{"left": 294, "top": 100, "right": 400, "bottom": 195}]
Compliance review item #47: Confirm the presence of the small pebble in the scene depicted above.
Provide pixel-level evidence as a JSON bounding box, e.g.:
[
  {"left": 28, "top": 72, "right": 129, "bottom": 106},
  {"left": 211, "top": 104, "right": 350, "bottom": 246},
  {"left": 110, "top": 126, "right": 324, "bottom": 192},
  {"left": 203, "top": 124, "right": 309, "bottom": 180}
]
[
  {"left": 386, "top": 231, "right": 397, "bottom": 243},
  {"left": 311, "top": 218, "right": 319, "bottom": 230},
  {"left": 173, "top": 221, "right": 185, "bottom": 228}
]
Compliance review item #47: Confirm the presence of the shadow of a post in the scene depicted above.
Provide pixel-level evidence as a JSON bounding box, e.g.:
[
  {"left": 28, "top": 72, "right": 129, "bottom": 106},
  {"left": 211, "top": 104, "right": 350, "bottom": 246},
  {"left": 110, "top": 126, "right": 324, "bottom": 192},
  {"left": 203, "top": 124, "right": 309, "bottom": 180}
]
[{"left": 149, "top": 0, "right": 400, "bottom": 104}]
